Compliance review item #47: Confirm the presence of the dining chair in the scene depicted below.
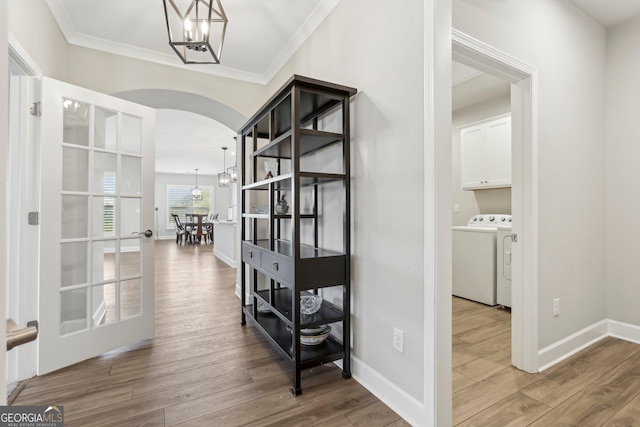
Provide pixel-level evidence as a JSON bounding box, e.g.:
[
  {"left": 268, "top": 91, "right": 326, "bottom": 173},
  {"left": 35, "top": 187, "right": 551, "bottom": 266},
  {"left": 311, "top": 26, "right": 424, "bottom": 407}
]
[
  {"left": 203, "top": 212, "right": 216, "bottom": 245},
  {"left": 171, "top": 214, "right": 191, "bottom": 245}
]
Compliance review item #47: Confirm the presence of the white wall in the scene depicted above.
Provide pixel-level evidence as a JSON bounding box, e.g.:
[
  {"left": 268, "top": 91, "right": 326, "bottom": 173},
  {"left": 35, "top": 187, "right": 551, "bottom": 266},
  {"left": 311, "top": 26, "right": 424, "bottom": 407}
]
[
  {"left": 452, "top": 93, "right": 511, "bottom": 226},
  {"left": 1, "top": 0, "right": 9, "bottom": 406},
  {"left": 154, "top": 172, "right": 223, "bottom": 240},
  {"left": 268, "top": 0, "right": 426, "bottom": 403},
  {"left": 453, "top": 0, "right": 607, "bottom": 348},
  {"left": 605, "top": 16, "right": 640, "bottom": 325}
]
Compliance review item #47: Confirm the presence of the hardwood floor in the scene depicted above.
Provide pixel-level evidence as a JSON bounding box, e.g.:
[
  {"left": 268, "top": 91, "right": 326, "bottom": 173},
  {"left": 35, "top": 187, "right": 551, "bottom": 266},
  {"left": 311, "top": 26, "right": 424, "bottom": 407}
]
[
  {"left": 12, "top": 241, "right": 408, "bottom": 427},
  {"left": 453, "top": 296, "right": 640, "bottom": 426}
]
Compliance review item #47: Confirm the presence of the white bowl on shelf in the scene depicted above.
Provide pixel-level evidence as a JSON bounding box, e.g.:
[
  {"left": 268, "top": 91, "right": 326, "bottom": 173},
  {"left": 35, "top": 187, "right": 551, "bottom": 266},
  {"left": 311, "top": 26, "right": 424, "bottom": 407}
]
[{"left": 300, "top": 324, "right": 331, "bottom": 346}]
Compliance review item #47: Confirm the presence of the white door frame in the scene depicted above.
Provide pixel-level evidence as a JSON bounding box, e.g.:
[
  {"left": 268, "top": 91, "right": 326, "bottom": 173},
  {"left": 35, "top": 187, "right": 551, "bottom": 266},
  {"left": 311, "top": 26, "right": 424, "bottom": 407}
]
[
  {"left": 451, "top": 28, "right": 539, "bottom": 374},
  {"left": 6, "top": 34, "right": 42, "bottom": 390},
  {"left": 1, "top": 1, "right": 9, "bottom": 406},
  {"left": 423, "top": 22, "right": 539, "bottom": 425}
]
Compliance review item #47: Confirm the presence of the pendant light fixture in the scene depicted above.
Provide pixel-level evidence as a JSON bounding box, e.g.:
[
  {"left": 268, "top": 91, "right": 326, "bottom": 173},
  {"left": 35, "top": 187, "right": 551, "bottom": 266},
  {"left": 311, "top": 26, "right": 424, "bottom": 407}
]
[
  {"left": 218, "top": 147, "right": 230, "bottom": 187},
  {"left": 228, "top": 136, "right": 237, "bottom": 183},
  {"left": 163, "top": 0, "right": 228, "bottom": 64},
  {"left": 228, "top": 164, "right": 238, "bottom": 183},
  {"left": 191, "top": 168, "right": 203, "bottom": 200}
]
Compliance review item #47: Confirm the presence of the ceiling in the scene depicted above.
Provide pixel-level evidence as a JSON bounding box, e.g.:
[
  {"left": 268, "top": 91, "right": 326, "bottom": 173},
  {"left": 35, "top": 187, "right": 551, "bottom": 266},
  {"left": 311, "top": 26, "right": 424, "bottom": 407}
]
[
  {"left": 569, "top": 0, "right": 640, "bottom": 28},
  {"left": 452, "top": 61, "right": 511, "bottom": 112},
  {"left": 45, "top": 0, "right": 341, "bottom": 85}
]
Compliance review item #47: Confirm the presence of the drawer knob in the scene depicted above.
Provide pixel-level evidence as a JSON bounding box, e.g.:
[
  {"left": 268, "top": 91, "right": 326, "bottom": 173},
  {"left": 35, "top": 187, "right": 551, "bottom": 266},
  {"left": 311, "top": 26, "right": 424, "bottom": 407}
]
[
  {"left": 248, "top": 250, "right": 253, "bottom": 258},
  {"left": 273, "top": 261, "right": 279, "bottom": 271}
]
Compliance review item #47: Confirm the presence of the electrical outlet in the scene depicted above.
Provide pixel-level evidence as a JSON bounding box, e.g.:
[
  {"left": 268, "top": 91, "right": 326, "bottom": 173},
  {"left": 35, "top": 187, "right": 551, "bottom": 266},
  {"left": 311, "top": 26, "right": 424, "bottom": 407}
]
[
  {"left": 393, "top": 327, "right": 404, "bottom": 354},
  {"left": 454, "top": 204, "right": 461, "bottom": 213},
  {"left": 553, "top": 298, "right": 560, "bottom": 317}
]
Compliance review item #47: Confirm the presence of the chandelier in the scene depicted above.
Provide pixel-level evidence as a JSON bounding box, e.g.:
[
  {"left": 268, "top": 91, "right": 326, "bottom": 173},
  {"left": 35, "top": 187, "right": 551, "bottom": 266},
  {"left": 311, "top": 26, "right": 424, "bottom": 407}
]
[
  {"left": 191, "top": 168, "right": 202, "bottom": 200},
  {"left": 163, "top": 0, "right": 228, "bottom": 64}
]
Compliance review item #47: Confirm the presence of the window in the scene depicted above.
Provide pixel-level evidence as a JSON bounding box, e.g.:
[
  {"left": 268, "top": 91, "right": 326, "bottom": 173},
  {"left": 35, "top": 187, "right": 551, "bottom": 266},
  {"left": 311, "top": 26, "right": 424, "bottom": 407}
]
[
  {"left": 103, "top": 174, "right": 116, "bottom": 235},
  {"left": 167, "top": 184, "right": 213, "bottom": 228}
]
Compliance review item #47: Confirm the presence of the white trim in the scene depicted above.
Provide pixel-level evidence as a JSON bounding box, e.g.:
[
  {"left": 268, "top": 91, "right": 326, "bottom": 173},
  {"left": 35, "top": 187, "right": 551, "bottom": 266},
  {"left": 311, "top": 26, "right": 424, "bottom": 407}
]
[
  {"left": 537, "top": 319, "right": 640, "bottom": 372},
  {"left": 45, "top": 0, "right": 343, "bottom": 85},
  {"left": 8, "top": 34, "right": 43, "bottom": 77},
  {"left": 426, "top": 0, "right": 453, "bottom": 425},
  {"left": 235, "top": 282, "right": 241, "bottom": 299},
  {"left": 456, "top": 112, "right": 511, "bottom": 130},
  {"left": 451, "top": 29, "right": 539, "bottom": 374},
  {"left": 334, "top": 356, "right": 424, "bottom": 427},
  {"left": 538, "top": 320, "right": 608, "bottom": 372},
  {"left": 608, "top": 320, "right": 640, "bottom": 345},
  {"left": 92, "top": 300, "right": 107, "bottom": 328},
  {"left": 213, "top": 249, "right": 236, "bottom": 268},
  {"left": 263, "top": 0, "right": 342, "bottom": 83}
]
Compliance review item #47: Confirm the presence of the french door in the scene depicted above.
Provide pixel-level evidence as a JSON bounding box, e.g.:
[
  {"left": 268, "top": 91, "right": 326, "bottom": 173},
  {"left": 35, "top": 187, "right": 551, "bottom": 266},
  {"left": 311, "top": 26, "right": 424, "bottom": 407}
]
[{"left": 38, "top": 77, "right": 156, "bottom": 374}]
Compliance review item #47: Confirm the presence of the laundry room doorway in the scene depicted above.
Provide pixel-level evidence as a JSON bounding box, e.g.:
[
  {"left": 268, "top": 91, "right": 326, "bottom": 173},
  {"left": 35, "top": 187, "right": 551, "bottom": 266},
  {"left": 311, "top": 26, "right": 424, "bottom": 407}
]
[{"left": 451, "top": 29, "right": 539, "bottom": 376}]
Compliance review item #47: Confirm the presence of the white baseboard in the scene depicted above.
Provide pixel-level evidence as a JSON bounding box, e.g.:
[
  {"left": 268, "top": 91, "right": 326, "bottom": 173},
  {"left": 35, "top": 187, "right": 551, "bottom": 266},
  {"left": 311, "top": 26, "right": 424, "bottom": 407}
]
[
  {"left": 213, "top": 249, "right": 236, "bottom": 268},
  {"left": 537, "top": 319, "right": 609, "bottom": 372},
  {"left": 333, "top": 355, "right": 424, "bottom": 426},
  {"left": 608, "top": 319, "right": 640, "bottom": 345},
  {"left": 235, "top": 282, "right": 241, "bottom": 299}
]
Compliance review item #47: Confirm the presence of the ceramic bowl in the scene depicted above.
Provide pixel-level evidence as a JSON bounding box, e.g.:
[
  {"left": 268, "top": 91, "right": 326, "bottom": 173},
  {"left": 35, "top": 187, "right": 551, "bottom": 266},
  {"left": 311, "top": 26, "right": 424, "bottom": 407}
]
[
  {"left": 300, "top": 325, "right": 331, "bottom": 346},
  {"left": 300, "top": 292, "right": 323, "bottom": 315}
]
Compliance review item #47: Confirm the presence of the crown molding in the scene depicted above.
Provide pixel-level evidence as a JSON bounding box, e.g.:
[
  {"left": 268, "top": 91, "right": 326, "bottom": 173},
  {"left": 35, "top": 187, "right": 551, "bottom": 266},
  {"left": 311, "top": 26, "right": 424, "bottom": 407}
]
[
  {"left": 67, "top": 31, "right": 266, "bottom": 85},
  {"left": 45, "top": 0, "right": 342, "bottom": 86},
  {"left": 263, "top": 0, "right": 342, "bottom": 84}
]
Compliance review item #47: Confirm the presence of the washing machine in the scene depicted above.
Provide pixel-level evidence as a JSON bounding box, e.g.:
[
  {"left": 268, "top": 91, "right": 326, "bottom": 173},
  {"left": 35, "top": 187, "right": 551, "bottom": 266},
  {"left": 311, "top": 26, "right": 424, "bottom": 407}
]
[
  {"left": 497, "top": 225, "right": 513, "bottom": 307},
  {"left": 452, "top": 214, "right": 511, "bottom": 306}
]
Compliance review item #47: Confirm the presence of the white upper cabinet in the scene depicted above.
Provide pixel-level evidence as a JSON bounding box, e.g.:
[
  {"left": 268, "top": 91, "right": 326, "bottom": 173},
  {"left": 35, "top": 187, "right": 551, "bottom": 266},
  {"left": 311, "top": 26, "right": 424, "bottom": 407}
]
[{"left": 459, "top": 114, "right": 511, "bottom": 190}]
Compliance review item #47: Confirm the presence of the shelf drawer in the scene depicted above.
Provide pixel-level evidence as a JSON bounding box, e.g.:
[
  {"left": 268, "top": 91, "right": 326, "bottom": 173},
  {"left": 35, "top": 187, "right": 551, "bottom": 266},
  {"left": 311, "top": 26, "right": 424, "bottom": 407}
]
[
  {"left": 242, "top": 244, "right": 261, "bottom": 269},
  {"left": 261, "top": 251, "right": 293, "bottom": 284}
]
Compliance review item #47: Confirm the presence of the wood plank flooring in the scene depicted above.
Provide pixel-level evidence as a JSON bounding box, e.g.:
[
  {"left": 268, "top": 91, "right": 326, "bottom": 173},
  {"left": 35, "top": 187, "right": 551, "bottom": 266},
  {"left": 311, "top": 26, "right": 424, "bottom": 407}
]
[
  {"left": 12, "top": 241, "right": 408, "bottom": 427},
  {"left": 453, "top": 296, "right": 640, "bottom": 426}
]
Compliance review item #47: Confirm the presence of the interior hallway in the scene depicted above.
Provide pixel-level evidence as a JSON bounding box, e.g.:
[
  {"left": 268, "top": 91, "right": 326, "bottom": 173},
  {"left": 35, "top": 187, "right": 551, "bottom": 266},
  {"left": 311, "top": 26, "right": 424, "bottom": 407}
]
[
  {"left": 11, "top": 240, "right": 408, "bottom": 426},
  {"left": 453, "top": 297, "right": 640, "bottom": 426}
]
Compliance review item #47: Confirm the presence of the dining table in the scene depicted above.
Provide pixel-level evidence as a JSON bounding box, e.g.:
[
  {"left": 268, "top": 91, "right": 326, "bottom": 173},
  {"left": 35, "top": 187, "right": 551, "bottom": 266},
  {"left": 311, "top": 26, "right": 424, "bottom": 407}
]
[{"left": 186, "top": 213, "right": 209, "bottom": 243}]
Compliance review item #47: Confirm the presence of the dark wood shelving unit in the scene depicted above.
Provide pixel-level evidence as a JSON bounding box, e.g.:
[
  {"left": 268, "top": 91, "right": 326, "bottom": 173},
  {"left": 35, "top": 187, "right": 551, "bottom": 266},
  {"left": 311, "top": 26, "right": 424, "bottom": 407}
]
[{"left": 239, "top": 75, "right": 357, "bottom": 395}]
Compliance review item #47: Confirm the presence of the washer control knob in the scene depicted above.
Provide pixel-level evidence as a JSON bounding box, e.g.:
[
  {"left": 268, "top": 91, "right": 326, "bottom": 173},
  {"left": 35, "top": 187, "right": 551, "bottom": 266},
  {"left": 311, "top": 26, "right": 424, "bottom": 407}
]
[
  {"left": 500, "top": 217, "right": 506, "bottom": 222},
  {"left": 479, "top": 217, "right": 484, "bottom": 221},
  {"left": 473, "top": 217, "right": 478, "bottom": 222},
  {"left": 509, "top": 218, "right": 512, "bottom": 222},
  {"left": 489, "top": 216, "right": 495, "bottom": 222}
]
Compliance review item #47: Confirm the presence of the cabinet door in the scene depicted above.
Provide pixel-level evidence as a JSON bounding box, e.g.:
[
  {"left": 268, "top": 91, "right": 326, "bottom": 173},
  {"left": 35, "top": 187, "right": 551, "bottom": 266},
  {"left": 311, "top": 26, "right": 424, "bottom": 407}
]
[
  {"left": 484, "top": 116, "right": 511, "bottom": 188},
  {"left": 460, "top": 126, "right": 486, "bottom": 190}
]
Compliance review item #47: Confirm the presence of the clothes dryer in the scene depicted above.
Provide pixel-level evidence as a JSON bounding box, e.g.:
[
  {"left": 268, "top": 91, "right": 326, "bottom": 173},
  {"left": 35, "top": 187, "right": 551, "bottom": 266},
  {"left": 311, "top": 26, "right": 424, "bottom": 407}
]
[
  {"left": 496, "top": 226, "right": 513, "bottom": 307},
  {"left": 452, "top": 214, "right": 511, "bottom": 306}
]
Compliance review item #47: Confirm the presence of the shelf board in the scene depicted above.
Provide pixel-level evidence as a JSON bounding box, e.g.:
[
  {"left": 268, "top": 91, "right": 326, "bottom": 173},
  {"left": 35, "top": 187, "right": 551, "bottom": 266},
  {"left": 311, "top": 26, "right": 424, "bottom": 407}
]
[
  {"left": 243, "top": 173, "right": 293, "bottom": 191},
  {"left": 240, "top": 75, "right": 356, "bottom": 136},
  {"left": 246, "top": 239, "right": 344, "bottom": 259},
  {"left": 299, "top": 172, "right": 346, "bottom": 187},
  {"left": 256, "top": 288, "right": 344, "bottom": 327},
  {"left": 243, "top": 172, "right": 345, "bottom": 191},
  {"left": 243, "top": 306, "right": 345, "bottom": 369},
  {"left": 274, "top": 213, "right": 316, "bottom": 220},
  {"left": 253, "top": 129, "right": 344, "bottom": 160},
  {"left": 243, "top": 213, "right": 269, "bottom": 219}
]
